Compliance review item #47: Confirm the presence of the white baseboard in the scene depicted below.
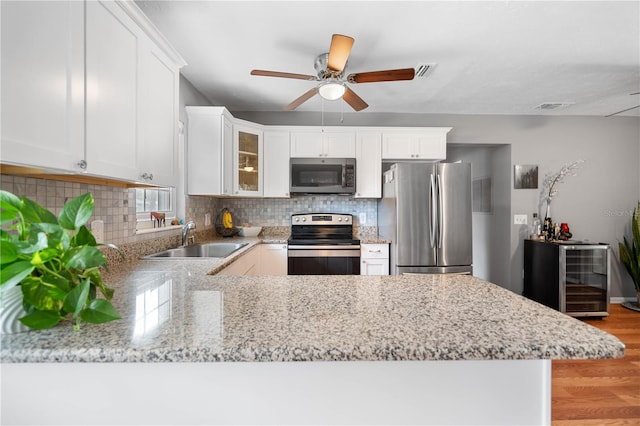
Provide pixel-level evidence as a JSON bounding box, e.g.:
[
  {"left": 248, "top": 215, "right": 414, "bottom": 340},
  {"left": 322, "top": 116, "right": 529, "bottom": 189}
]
[{"left": 610, "top": 297, "right": 637, "bottom": 304}]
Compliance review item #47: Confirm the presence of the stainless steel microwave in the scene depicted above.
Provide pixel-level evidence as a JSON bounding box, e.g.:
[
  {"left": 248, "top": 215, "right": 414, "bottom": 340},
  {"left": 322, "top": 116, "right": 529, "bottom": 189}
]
[{"left": 290, "top": 158, "right": 356, "bottom": 194}]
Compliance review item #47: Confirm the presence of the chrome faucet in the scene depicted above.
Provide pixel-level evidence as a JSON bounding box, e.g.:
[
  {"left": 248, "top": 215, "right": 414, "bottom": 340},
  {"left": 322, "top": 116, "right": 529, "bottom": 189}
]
[{"left": 181, "top": 221, "right": 196, "bottom": 246}]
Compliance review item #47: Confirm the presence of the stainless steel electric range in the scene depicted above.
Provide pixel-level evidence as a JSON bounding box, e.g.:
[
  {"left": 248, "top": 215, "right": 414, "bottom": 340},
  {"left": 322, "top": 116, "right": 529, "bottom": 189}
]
[{"left": 287, "top": 213, "right": 361, "bottom": 275}]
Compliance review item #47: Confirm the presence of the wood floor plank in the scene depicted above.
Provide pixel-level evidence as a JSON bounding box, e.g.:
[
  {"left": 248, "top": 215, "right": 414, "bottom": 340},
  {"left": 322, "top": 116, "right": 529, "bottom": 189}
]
[{"left": 552, "top": 304, "right": 640, "bottom": 424}]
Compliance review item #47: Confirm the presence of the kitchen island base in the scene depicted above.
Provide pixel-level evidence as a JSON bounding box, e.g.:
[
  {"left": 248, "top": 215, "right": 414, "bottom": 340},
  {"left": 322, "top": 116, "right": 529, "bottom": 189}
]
[{"left": 2, "top": 359, "right": 550, "bottom": 425}]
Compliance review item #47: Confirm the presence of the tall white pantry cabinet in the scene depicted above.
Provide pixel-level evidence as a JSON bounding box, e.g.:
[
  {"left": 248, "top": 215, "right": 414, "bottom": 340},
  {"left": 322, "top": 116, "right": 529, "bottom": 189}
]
[{"left": 1, "top": 0, "right": 186, "bottom": 187}]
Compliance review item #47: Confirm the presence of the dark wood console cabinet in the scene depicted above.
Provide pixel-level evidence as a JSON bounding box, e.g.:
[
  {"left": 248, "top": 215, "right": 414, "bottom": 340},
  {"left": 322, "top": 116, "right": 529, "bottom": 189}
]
[{"left": 523, "top": 239, "right": 610, "bottom": 317}]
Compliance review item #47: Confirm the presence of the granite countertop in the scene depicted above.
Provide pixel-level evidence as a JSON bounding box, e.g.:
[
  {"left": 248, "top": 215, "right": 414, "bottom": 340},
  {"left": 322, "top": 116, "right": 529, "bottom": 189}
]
[{"left": 0, "top": 242, "right": 624, "bottom": 363}]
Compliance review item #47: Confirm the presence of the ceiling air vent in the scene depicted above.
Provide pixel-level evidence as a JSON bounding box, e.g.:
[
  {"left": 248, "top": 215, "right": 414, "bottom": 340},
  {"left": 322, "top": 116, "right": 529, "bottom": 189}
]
[
  {"left": 415, "top": 63, "right": 437, "bottom": 78},
  {"left": 535, "top": 102, "right": 574, "bottom": 110}
]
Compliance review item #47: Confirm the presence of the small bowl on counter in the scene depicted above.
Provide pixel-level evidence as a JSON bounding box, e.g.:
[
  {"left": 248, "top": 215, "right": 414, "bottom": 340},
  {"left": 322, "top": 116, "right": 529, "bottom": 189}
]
[{"left": 237, "top": 226, "right": 262, "bottom": 237}]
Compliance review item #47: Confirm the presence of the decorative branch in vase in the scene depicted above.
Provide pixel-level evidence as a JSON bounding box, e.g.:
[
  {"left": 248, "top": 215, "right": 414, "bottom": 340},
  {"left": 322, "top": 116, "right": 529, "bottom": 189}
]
[{"left": 539, "top": 159, "right": 585, "bottom": 219}]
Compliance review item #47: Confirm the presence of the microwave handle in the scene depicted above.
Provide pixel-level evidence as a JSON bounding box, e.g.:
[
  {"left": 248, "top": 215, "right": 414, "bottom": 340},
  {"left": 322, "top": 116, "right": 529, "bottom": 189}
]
[{"left": 342, "top": 165, "right": 346, "bottom": 188}]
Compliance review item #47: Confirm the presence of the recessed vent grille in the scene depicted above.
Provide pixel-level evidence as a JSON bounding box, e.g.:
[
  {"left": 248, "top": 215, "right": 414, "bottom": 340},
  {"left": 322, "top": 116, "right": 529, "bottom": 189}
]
[
  {"left": 415, "top": 63, "right": 437, "bottom": 78},
  {"left": 535, "top": 102, "right": 574, "bottom": 110}
]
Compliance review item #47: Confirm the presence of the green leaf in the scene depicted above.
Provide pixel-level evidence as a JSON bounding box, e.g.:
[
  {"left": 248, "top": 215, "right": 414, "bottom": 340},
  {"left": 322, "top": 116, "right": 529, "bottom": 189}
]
[
  {"left": 19, "top": 310, "right": 62, "bottom": 329},
  {"left": 63, "top": 278, "right": 90, "bottom": 318},
  {"left": 13, "top": 231, "right": 49, "bottom": 255},
  {"left": 0, "top": 209, "right": 19, "bottom": 225},
  {"left": 0, "top": 190, "right": 23, "bottom": 212},
  {"left": 0, "top": 261, "right": 35, "bottom": 288},
  {"left": 20, "top": 276, "right": 66, "bottom": 311},
  {"left": 0, "top": 243, "right": 18, "bottom": 264},
  {"left": 64, "top": 246, "right": 106, "bottom": 270},
  {"left": 58, "top": 193, "right": 94, "bottom": 230},
  {"left": 20, "top": 196, "right": 58, "bottom": 225},
  {"left": 80, "top": 299, "right": 121, "bottom": 324},
  {"left": 73, "top": 225, "right": 97, "bottom": 246}
]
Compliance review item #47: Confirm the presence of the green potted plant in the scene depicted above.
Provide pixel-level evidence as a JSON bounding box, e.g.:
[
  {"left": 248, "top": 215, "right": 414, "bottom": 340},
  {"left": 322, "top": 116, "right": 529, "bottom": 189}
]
[
  {"left": 619, "top": 201, "right": 640, "bottom": 308},
  {"left": 0, "top": 190, "right": 121, "bottom": 330}
]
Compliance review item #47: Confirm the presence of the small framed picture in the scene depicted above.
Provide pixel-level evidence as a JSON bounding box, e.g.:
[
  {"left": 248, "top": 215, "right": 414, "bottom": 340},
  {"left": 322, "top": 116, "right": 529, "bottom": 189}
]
[{"left": 514, "top": 165, "right": 538, "bottom": 189}]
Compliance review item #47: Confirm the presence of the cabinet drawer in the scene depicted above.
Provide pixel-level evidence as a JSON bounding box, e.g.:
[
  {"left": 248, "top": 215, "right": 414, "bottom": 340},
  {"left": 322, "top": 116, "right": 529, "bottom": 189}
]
[{"left": 361, "top": 244, "right": 389, "bottom": 259}]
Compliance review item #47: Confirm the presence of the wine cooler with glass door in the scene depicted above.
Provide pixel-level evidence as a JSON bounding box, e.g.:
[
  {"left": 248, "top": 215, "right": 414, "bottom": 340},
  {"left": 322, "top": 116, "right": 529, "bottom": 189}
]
[{"left": 524, "top": 240, "right": 610, "bottom": 317}]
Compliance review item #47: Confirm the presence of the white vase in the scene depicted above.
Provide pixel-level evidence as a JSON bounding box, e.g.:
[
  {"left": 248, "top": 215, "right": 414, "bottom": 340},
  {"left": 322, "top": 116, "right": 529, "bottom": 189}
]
[{"left": 0, "top": 285, "right": 31, "bottom": 334}]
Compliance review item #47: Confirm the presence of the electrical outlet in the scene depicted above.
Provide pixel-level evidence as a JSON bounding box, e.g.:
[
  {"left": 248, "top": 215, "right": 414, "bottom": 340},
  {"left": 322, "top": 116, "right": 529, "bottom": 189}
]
[
  {"left": 358, "top": 212, "right": 367, "bottom": 225},
  {"left": 205, "top": 213, "right": 211, "bottom": 226},
  {"left": 514, "top": 214, "right": 528, "bottom": 225}
]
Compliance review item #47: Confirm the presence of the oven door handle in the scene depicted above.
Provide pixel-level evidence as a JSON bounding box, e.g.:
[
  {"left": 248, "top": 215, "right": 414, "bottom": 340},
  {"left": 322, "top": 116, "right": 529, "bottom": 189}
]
[{"left": 287, "top": 245, "right": 361, "bottom": 250}]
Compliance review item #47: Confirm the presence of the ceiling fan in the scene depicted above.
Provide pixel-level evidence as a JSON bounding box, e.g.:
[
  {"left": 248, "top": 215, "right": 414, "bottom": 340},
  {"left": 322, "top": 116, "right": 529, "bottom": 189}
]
[
  {"left": 606, "top": 92, "right": 640, "bottom": 117},
  {"left": 250, "top": 34, "right": 415, "bottom": 112}
]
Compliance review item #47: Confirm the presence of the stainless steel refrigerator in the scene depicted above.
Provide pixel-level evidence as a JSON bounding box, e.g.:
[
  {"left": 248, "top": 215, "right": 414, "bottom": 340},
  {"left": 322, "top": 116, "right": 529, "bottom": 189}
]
[{"left": 378, "top": 162, "right": 472, "bottom": 275}]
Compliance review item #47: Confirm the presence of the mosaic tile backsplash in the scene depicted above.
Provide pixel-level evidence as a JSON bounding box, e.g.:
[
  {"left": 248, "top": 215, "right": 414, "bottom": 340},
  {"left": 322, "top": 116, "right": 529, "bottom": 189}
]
[
  {"left": 217, "top": 194, "right": 377, "bottom": 227},
  {"left": 1, "top": 175, "right": 378, "bottom": 251}
]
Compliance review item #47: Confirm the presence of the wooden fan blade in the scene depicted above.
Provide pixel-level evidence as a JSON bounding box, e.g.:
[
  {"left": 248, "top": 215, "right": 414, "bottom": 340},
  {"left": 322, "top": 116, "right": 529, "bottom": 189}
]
[
  {"left": 631, "top": 92, "right": 640, "bottom": 95},
  {"left": 342, "top": 87, "right": 368, "bottom": 112},
  {"left": 251, "top": 69, "right": 316, "bottom": 81},
  {"left": 347, "top": 68, "right": 415, "bottom": 84},
  {"left": 327, "top": 34, "right": 354, "bottom": 73},
  {"left": 284, "top": 87, "right": 319, "bottom": 111}
]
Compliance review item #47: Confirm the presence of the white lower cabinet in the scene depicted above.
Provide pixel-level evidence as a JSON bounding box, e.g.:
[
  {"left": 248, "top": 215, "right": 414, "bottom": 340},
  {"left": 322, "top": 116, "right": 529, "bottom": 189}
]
[
  {"left": 217, "top": 246, "right": 260, "bottom": 276},
  {"left": 360, "top": 244, "right": 390, "bottom": 276},
  {"left": 260, "top": 244, "right": 288, "bottom": 275}
]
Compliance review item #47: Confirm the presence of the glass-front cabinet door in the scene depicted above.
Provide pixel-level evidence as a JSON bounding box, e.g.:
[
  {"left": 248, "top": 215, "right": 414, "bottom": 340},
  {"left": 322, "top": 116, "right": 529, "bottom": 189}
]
[
  {"left": 233, "top": 124, "right": 263, "bottom": 196},
  {"left": 559, "top": 244, "right": 610, "bottom": 317}
]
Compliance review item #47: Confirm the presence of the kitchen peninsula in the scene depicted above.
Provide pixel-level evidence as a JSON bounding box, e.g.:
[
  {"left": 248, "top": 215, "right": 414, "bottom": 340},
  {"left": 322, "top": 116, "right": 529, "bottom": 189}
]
[{"left": 1, "top": 240, "right": 624, "bottom": 425}]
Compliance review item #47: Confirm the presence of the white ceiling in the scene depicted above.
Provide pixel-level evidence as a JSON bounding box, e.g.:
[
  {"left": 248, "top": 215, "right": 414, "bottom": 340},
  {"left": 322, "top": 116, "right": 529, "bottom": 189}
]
[{"left": 136, "top": 1, "right": 640, "bottom": 117}]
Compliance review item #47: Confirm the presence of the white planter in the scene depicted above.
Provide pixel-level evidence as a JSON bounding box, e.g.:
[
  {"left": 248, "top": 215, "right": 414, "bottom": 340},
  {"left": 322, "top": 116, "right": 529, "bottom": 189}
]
[{"left": 0, "top": 285, "right": 31, "bottom": 334}]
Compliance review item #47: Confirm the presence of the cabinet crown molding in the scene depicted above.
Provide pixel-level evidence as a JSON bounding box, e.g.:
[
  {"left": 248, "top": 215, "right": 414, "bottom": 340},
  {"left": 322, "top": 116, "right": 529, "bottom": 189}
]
[{"left": 114, "top": 0, "right": 187, "bottom": 68}]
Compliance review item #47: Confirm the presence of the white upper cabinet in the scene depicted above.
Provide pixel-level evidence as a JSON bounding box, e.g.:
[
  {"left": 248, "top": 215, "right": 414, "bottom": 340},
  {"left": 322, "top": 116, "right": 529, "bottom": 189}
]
[
  {"left": 1, "top": 0, "right": 184, "bottom": 186},
  {"left": 233, "top": 123, "right": 263, "bottom": 196},
  {"left": 382, "top": 128, "right": 451, "bottom": 161},
  {"left": 263, "top": 131, "right": 291, "bottom": 198},
  {"left": 85, "top": 0, "right": 139, "bottom": 181},
  {"left": 86, "top": 0, "right": 183, "bottom": 186},
  {"left": 355, "top": 132, "right": 382, "bottom": 198},
  {"left": 137, "top": 41, "right": 180, "bottom": 187},
  {"left": 1, "top": 1, "right": 85, "bottom": 172},
  {"left": 186, "top": 107, "right": 233, "bottom": 196},
  {"left": 290, "top": 131, "right": 356, "bottom": 158}
]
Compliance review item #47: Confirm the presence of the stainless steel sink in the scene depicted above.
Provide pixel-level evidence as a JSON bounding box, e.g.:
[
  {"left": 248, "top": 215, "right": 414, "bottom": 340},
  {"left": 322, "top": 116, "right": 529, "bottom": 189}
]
[{"left": 143, "top": 242, "right": 248, "bottom": 259}]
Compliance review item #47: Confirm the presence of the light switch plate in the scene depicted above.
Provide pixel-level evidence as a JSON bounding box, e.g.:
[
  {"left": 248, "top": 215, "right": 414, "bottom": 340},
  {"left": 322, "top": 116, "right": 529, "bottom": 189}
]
[{"left": 514, "top": 214, "right": 528, "bottom": 225}]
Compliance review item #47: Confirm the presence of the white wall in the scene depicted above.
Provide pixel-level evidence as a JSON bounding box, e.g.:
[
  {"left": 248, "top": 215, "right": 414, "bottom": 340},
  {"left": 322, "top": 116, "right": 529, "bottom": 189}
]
[
  {"left": 448, "top": 145, "right": 511, "bottom": 290},
  {"left": 235, "top": 110, "right": 640, "bottom": 298}
]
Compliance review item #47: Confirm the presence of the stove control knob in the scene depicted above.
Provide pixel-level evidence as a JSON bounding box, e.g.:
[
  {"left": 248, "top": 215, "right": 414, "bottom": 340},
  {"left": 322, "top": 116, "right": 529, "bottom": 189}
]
[
  {"left": 338, "top": 217, "right": 342, "bottom": 222},
  {"left": 345, "top": 217, "right": 350, "bottom": 222},
  {"left": 302, "top": 217, "right": 306, "bottom": 222},
  {"left": 294, "top": 217, "right": 299, "bottom": 222}
]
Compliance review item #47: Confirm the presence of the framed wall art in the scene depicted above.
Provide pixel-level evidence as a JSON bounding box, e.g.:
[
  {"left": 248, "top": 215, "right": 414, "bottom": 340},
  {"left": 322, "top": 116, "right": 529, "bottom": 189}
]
[{"left": 514, "top": 164, "right": 538, "bottom": 189}]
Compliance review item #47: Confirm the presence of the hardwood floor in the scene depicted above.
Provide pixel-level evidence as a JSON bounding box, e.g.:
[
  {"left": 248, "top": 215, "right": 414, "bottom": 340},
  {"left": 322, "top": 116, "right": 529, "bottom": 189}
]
[{"left": 552, "top": 303, "right": 640, "bottom": 425}]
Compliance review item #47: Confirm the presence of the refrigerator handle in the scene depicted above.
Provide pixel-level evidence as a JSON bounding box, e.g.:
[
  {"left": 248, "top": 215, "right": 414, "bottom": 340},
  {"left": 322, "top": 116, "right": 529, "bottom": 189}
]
[
  {"left": 437, "top": 172, "right": 444, "bottom": 248},
  {"left": 430, "top": 173, "right": 437, "bottom": 248}
]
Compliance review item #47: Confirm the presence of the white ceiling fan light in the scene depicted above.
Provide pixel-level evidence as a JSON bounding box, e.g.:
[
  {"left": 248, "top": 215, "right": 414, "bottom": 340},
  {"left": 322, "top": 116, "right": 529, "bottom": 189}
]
[{"left": 318, "top": 80, "right": 346, "bottom": 100}]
